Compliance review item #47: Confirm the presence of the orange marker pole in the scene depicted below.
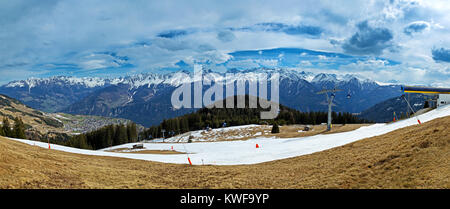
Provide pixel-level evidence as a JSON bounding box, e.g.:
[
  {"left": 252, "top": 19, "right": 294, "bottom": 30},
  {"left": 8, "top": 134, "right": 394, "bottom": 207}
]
[
  {"left": 48, "top": 138, "right": 51, "bottom": 150},
  {"left": 187, "top": 157, "right": 192, "bottom": 165}
]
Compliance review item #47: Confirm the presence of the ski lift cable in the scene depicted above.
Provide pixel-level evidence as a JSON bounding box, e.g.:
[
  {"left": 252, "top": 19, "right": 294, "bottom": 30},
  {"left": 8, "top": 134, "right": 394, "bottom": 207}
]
[{"left": 402, "top": 94, "right": 421, "bottom": 124}]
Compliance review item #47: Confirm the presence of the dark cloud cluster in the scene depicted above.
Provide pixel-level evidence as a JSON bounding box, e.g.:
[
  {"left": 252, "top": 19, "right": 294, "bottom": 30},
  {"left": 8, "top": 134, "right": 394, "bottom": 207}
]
[
  {"left": 403, "top": 21, "right": 429, "bottom": 35},
  {"left": 342, "top": 21, "right": 394, "bottom": 55},
  {"left": 238, "top": 22, "right": 323, "bottom": 37},
  {"left": 157, "top": 29, "right": 190, "bottom": 38},
  {"left": 431, "top": 47, "right": 450, "bottom": 63}
]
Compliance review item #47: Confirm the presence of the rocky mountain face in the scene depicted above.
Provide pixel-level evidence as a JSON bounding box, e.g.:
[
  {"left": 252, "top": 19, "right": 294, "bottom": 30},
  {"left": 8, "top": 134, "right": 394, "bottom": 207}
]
[{"left": 0, "top": 68, "right": 403, "bottom": 127}]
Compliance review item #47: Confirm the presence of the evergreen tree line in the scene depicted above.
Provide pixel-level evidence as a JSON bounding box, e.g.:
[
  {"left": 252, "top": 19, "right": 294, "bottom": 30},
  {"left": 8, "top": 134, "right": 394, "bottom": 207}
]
[
  {"left": 0, "top": 117, "right": 26, "bottom": 139},
  {"left": 141, "top": 99, "right": 369, "bottom": 140},
  {"left": 64, "top": 123, "right": 138, "bottom": 150}
]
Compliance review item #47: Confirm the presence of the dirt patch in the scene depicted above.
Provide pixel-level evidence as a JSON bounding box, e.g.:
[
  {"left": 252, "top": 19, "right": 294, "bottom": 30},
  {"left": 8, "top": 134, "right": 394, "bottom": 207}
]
[
  {"left": 0, "top": 117, "right": 448, "bottom": 189},
  {"left": 185, "top": 124, "right": 369, "bottom": 142},
  {"left": 107, "top": 148, "right": 186, "bottom": 155},
  {"left": 275, "top": 124, "right": 369, "bottom": 138}
]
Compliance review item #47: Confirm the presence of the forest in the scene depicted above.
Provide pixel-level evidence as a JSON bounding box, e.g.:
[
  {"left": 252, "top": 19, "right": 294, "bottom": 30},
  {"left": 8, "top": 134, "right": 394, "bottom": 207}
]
[{"left": 0, "top": 117, "right": 26, "bottom": 139}]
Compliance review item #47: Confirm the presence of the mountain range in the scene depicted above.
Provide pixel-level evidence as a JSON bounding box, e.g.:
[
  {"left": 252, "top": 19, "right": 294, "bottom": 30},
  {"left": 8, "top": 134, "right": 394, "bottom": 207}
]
[
  {"left": 359, "top": 93, "right": 430, "bottom": 122},
  {"left": 0, "top": 68, "right": 403, "bottom": 126}
]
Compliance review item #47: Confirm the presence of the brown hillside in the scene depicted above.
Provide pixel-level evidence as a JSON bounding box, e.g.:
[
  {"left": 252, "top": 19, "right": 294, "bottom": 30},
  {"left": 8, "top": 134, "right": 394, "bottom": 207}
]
[
  {"left": 0, "top": 116, "right": 449, "bottom": 189},
  {"left": 0, "top": 94, "right": 142, "bottom": 139},
  {"left": 0, "top": 94, "right": 66, "bottom": 137}
]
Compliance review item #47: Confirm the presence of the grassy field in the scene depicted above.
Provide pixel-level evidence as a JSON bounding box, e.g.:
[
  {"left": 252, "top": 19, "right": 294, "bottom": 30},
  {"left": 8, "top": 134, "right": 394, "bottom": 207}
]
[{"left": 0, "top": 116, "right": 448, "bottom": 189}]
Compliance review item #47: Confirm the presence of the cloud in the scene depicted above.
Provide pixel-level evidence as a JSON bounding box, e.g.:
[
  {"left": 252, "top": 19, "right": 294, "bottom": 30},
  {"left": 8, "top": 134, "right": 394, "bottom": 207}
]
[
  {"left": 157, "top": 29, "right": 190, "bottom": 38},
  {"left": 238, "top": 22, "right": 323, "bottom": 37},
  {"left": 332, "top": 58, "right": 447, "bottom": 86},
  {"left": 342, "top": 21, "right": 394, "bottom": 55},
  {"left": 0, "top": 0, "right": 449, "bottom": 85},
  {"left": 225, "top": 59, "right": 260, "bottom": 69},
  {"left": 329, "top": 39, "right": 342, "bottom": 46},
  {"left": 404, "top": 21, "right": 430, "bottom": 35},
  {"left": 217, "top": 30, "right": 235, "bottom": 42},
  {"left": 431, "top": 47, "right": 450, "bottom": 63},
  {"left": 317, "top": 55, "right": 328, "bottom": 60}
]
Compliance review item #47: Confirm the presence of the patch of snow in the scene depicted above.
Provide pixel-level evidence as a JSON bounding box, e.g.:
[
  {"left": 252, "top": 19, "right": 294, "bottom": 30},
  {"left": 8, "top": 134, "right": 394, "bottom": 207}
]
[
  {"left": 375, "top": 81, "right": 400, "bottom": 86},
  {"left": 53, "top": 114, "right": 69, "bottom": 120}
]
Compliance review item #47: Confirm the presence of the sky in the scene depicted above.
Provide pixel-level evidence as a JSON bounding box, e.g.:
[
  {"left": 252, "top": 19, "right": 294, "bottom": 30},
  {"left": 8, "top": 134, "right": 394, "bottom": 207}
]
[{"left": 0, "top": 0, "right": 449, "bottom": 86}]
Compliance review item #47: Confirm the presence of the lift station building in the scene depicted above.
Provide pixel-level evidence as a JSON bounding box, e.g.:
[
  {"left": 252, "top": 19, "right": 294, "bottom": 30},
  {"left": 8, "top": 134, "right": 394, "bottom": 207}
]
[{"left": 402, "top": 86, "right": 450, "bottom": 107}]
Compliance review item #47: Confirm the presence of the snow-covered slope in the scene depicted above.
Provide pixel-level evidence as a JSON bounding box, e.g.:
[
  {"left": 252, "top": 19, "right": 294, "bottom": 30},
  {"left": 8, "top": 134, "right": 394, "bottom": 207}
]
[{"left": 8, "top": 104, "right": 450, "bottom": 165}]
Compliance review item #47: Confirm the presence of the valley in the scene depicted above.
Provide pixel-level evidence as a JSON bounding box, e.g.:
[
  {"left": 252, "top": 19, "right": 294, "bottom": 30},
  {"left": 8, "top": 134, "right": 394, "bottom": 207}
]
[
  {"left": 0, "top": 94, "right": 141, "bottom": 140},
  {"left": 0, "top": 68, "right": 402, "bottom": 127}
]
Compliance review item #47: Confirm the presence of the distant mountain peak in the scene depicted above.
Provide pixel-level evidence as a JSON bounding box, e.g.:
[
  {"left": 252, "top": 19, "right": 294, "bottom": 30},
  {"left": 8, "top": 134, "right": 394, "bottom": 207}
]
[
  {"left": 311, "top": 73, "right": 338, "bottom": 83},
  {"left": 5, "top": 76, "right": 108, "bottom": 89},
  {"left": 3, "top": 68, "right": 383, "bottom": 91}
]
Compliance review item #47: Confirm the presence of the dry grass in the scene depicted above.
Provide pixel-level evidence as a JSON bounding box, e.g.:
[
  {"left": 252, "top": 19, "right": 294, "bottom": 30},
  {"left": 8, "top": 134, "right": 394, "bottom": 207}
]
[
  {"left": 107, "top": 148, "right": 186, "bottom": 154},
  {"left": 275, "top": 123, "right": 369, "bottom": 138},
  {"left": 0, "top": 116, "right": 449, "bottom": 189},
  {"left": 186, "top": 123, "right": 368, "bottom": 142}
]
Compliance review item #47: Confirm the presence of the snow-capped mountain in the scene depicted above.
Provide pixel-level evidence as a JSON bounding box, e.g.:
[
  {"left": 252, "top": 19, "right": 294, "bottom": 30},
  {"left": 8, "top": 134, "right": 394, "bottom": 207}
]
[
  {"left": 1, "top": 68, "right": 378, "bottom": 92},
  {"left": 5, "top": 76, "right": 108, "bottom": 89},
  {"left": 311, "top": 73, "right": 338, "bottom": 83},
  {"left": 0, "top": 68, "right": 402, "bottom": 126}
]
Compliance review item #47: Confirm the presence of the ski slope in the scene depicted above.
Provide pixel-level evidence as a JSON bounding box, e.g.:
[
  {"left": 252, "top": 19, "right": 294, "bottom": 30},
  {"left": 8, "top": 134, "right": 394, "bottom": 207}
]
[{"left": 7, "top": 104, "right": 450, "bottom": 165}]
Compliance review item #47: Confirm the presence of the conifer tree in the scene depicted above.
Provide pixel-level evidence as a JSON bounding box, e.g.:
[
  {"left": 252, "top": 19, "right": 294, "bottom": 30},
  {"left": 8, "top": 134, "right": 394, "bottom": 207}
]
[
  {"left": 13, "top": 117, "right": 26, "bottom": 139},
  {"left": 116, "top": 124, "right": 128, "bottom": 145},
  {"left": 0, "top": 124, "right": 4, "bottom": 136},
  {"left": 79, "top": 134, "right": 91, "bottom": 149},
  {"left": 106, "top": 125, "right": 114, "bottom": 147},
  {"left": 2, "top": 117, "right": 12, "bottom": 137},
  {"left": 271, "top": 123, "right": 280, "bottom": 134},
  {"left": 126, "top": 123, "right": 138, "bottom": 142}
]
